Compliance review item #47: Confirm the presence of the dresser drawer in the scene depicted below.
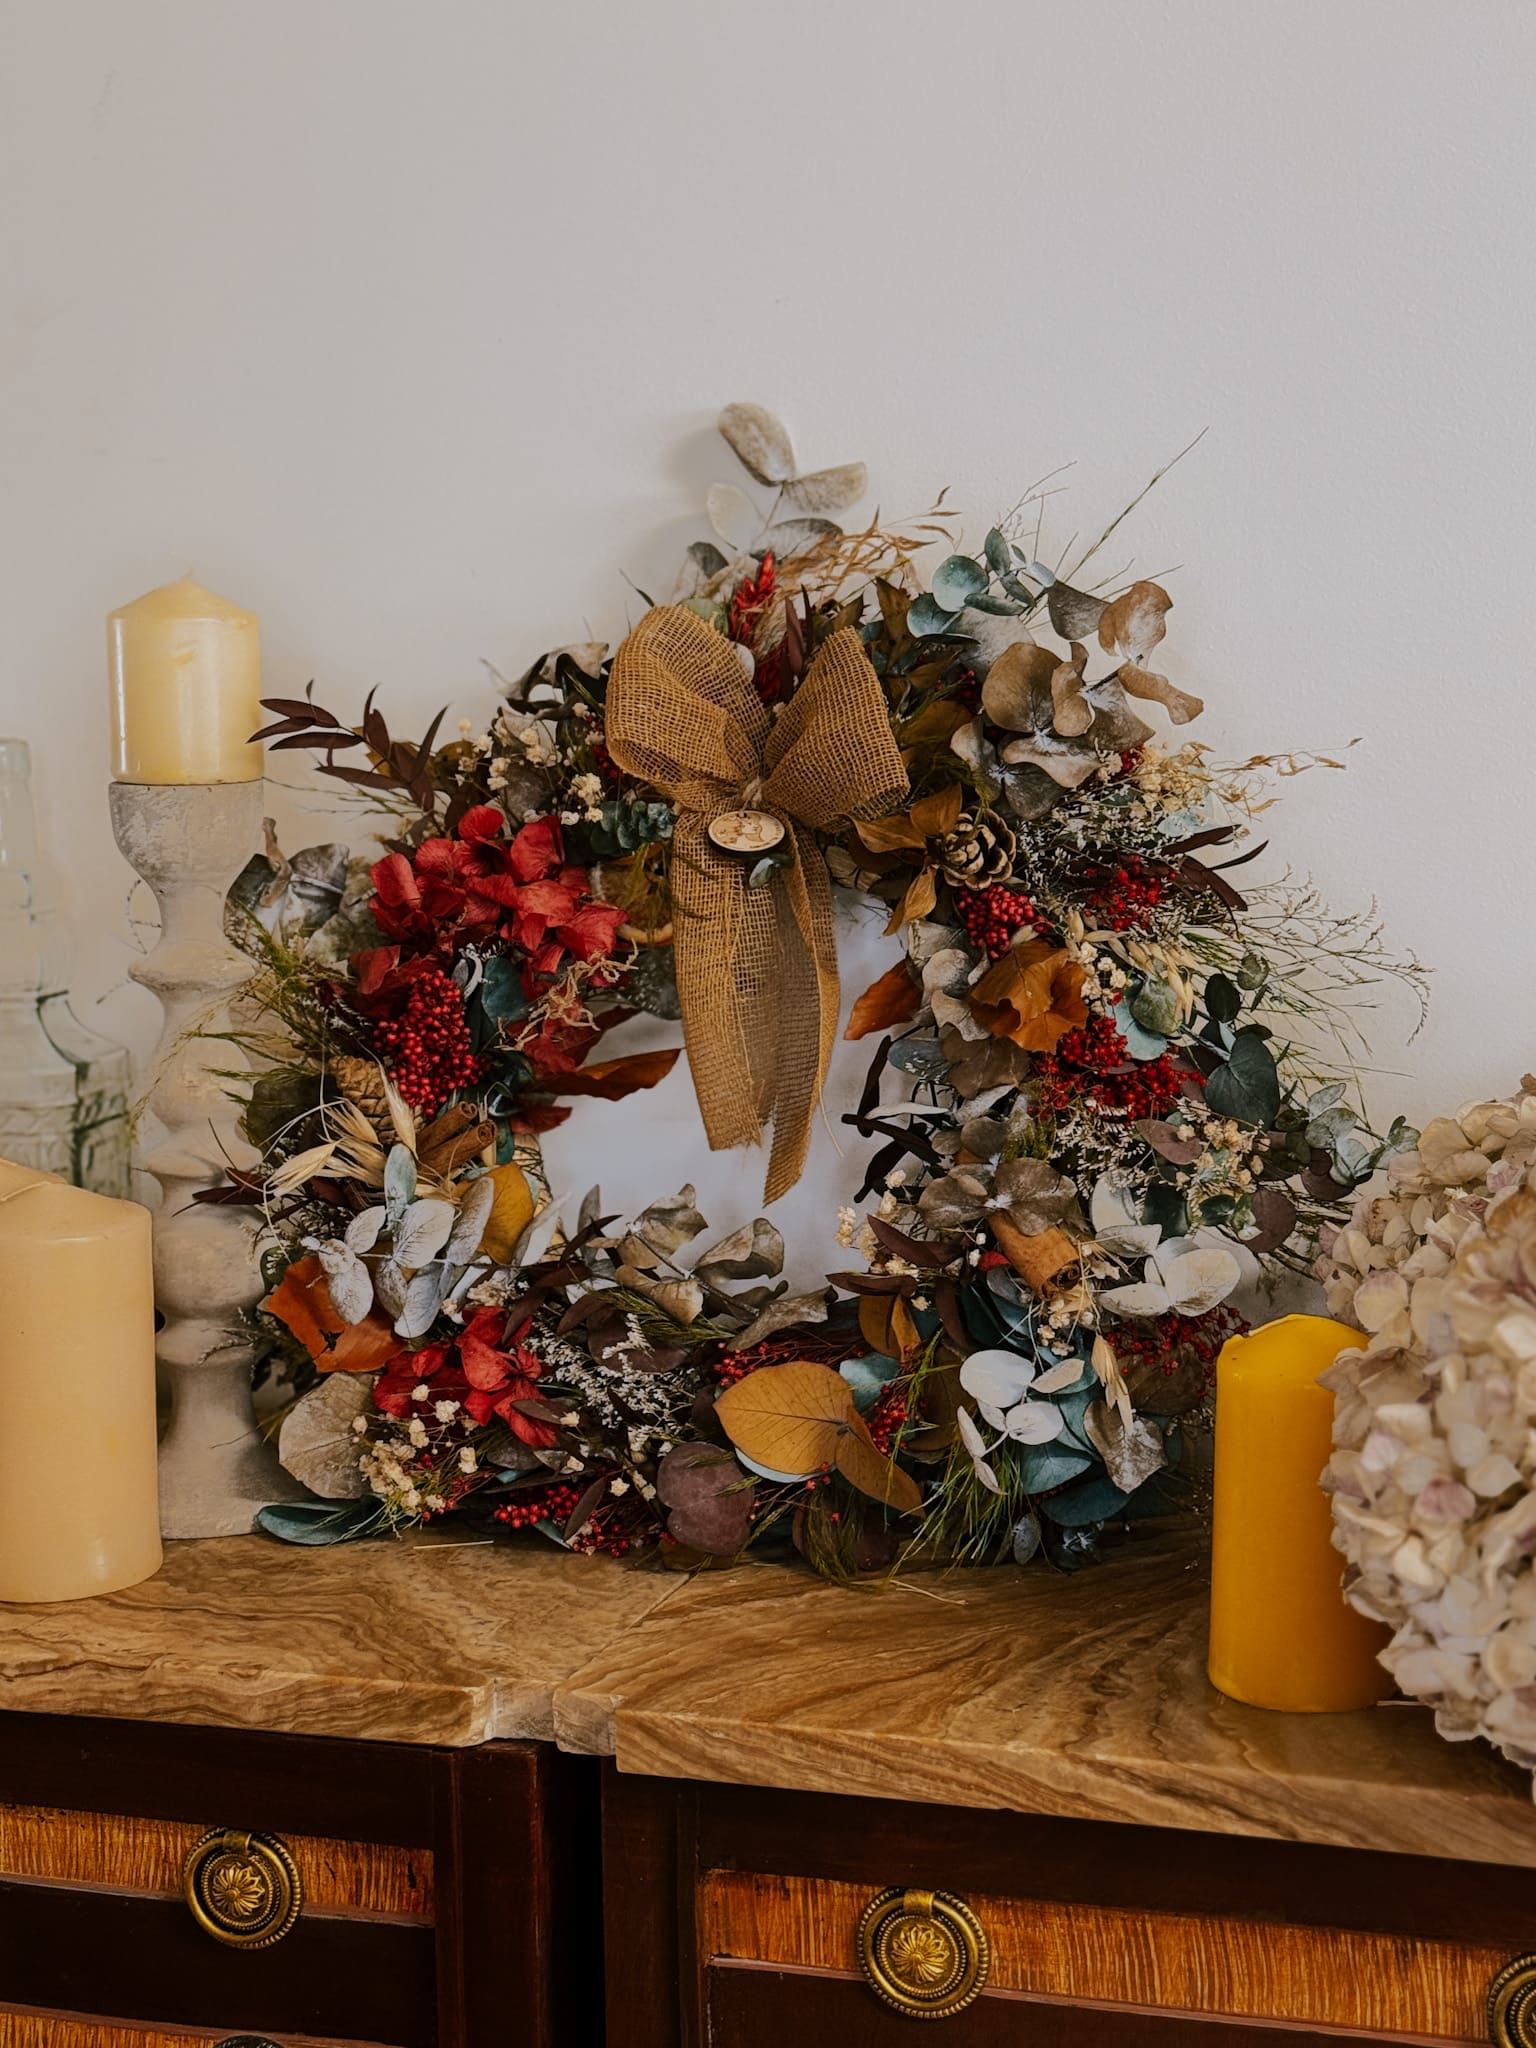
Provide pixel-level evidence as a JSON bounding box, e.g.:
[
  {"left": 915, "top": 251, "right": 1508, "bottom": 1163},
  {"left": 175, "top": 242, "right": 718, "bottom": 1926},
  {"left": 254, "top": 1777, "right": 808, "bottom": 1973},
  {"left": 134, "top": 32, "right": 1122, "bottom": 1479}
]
[
  {"left": 0, "top": 1711, "right": 601, "bottom": 2048},
  {"left": 604, "top": 1768, "right": 1536, "bottom": 2048}
]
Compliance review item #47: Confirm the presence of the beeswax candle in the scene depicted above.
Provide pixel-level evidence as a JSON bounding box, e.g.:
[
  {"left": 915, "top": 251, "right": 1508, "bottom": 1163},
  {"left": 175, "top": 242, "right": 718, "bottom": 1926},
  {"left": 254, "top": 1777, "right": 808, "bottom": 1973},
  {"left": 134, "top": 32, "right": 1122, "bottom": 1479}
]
[
  {"left": 108, "top": 578, "right": 262, "bottom": 784},
  {"left": 1208, "top": 1313, "right": 1391, "bottom": 1711},
  {"left": 0, "top": 1157, "right": 161, "bottom": 1601}
]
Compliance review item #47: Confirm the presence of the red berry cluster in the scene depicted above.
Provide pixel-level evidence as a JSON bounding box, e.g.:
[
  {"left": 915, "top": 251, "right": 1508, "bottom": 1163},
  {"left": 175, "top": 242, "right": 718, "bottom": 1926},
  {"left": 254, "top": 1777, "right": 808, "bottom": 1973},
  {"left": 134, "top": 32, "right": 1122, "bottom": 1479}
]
[
  {"left": 373, "top": 967, "right": 481, "bottom": 1116},
  {"left": 955, "top": 885, "right": 1041, "bottom": 959},
  {"left": 713, "top": 1329, "right": 852, "bottom": 1385},
  {"left": 1106, "top": 1303, "right": 1248, "bottom": 1392},
  {"left": 1079, "top": 855, "right": 1165, "bottom": 930},
  {"left": 493, "top": 1479, "right": 584, "bottom": 1531},
  {"left": 1031, "top": 1015, "right": 1183, "bottom": 1120},
  {"left": 866, "top": 1381, "right": 909, "bottom": 1456}
]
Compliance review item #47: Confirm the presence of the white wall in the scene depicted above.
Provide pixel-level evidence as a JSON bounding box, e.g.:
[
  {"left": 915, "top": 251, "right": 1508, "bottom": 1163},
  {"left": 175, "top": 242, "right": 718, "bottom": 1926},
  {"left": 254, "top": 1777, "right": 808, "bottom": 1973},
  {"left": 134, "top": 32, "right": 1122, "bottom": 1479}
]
[{"left": 3, "top": 0, "right": 1533, "bottom": 1278}]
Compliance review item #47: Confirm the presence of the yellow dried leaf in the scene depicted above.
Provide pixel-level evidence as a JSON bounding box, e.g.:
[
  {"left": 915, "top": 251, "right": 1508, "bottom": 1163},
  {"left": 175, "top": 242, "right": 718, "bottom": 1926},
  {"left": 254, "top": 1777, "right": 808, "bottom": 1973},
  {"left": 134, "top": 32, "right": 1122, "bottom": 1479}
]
[
  {"left": 882, "top": 863, "right": 938, "bottom": 935},
  {"left": 714, "top": 1359, "right": 855, "bottom": 1477},
  {"left": 989, "top": 1216, "right": 1079, "bottom": 1295}
]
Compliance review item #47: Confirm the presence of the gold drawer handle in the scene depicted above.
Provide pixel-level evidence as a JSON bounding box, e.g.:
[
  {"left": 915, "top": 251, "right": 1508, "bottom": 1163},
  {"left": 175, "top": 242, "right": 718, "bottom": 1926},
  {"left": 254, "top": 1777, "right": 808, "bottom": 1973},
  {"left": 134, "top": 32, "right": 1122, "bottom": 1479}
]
[
  {"left": 1491, "top": 1955, "right": 1536, "bottom": 2045},
  {"left": 183, "top": 1828, "right": 302, "bottom": 1948},
  {"left": 856, "top": 1886, "right": 989, "bottom": 2020},
  {"left": 215, "top": 2038, "right": 286, "bottom": 2046}
]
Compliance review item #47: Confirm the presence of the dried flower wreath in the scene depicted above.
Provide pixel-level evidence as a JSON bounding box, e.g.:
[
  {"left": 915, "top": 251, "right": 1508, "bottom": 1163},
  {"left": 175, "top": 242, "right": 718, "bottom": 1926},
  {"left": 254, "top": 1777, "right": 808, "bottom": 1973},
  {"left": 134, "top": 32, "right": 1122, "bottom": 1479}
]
[{"left": 225, "top": 404, "right": 1424, "bottom": 1576}]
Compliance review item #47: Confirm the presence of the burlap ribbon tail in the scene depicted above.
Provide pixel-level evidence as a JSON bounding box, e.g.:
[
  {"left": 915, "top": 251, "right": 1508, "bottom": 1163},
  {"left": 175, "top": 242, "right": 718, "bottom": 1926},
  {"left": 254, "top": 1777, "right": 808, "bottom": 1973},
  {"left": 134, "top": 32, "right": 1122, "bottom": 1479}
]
[{"left": 605, "top": 604, "right": 908, "bottom": 1202}]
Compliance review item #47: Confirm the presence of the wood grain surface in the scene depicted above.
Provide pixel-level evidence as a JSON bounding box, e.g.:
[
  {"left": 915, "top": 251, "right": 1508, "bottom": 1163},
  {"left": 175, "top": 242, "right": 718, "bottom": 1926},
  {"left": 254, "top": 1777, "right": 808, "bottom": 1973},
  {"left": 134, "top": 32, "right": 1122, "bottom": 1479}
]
[
  {"left": 562, "top": 1527, "right": 1536, "bottom": 1868},
  {"left": 0, "top": 2012, "right": 395, "bottom": 2048},
  {"left": 0, "top": 1527, "right": 677, "bottom": 1746},
  {"left": 0, "top": 1804, "right": 431, "bottom": 1919},
  {"left": 697, "top": 1869, "right": 1500, "bottom": 2041}
]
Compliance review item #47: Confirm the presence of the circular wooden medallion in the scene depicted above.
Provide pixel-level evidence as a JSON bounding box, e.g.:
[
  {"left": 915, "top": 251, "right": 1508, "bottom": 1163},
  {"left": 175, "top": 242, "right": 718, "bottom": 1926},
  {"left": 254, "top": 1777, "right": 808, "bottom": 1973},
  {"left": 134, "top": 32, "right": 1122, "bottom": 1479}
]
[
  {"left": 707, "top": 809, "right": 786, "bottom": 855},
  {"left": 856, "top": 1885, "right": 989, "bottom": 2020}
]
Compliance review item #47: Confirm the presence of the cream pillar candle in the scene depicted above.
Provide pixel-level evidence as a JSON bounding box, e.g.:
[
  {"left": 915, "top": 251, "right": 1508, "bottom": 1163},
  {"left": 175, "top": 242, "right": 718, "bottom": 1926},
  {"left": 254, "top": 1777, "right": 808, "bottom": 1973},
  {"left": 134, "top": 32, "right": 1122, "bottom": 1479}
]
[
  {"left": 0, "top": 1157, "right": 161, "bottom": 1601},
  {"left": 108, "top": 578, "right": 263, "bottom": 785}
]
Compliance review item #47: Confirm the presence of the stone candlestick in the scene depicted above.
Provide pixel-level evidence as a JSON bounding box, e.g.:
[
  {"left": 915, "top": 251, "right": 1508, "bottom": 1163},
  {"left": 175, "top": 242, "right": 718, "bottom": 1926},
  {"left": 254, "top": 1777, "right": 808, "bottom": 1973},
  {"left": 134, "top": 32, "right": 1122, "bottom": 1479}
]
[{"left": 109, "top": 780, "right": 306, "bottom": 1537}]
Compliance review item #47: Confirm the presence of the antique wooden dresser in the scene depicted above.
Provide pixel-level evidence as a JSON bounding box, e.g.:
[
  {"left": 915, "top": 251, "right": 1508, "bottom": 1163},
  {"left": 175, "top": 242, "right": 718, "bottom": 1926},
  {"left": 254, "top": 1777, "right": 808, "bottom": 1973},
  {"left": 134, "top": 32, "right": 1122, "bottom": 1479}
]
[{"left": 1, "top": 1527, "right": 1533, "bottom": 2047}]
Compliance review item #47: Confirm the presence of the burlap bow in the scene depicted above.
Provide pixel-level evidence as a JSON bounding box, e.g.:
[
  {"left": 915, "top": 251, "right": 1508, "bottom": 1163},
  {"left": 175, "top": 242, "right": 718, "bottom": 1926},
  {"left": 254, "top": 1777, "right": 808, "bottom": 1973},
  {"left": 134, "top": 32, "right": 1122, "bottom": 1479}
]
[{"left": 606, "top": 605, "right": 908, "bottom": 1202}]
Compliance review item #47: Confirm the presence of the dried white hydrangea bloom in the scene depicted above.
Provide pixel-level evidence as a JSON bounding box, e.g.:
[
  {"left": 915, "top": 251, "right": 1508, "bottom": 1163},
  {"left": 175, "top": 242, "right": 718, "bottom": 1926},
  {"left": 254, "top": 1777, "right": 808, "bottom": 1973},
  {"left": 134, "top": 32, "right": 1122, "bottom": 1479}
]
[{"left": 1319, "top": 1080, "right": 1536, "bottom": 1774}]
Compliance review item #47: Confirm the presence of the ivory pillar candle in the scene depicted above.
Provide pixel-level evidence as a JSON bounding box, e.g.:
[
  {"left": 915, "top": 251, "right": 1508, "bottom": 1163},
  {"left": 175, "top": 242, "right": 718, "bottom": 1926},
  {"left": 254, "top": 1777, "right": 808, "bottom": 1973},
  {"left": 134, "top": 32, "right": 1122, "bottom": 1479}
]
[
  {"left": 1209, "top": 1313, "right": 1391, "bottom": 1712},
  {"left": 108, "top": 578, "right": 262, "bottom": 785},
  {"left": 0, "top": 1158, "right": 161, "bottom": 1601}
]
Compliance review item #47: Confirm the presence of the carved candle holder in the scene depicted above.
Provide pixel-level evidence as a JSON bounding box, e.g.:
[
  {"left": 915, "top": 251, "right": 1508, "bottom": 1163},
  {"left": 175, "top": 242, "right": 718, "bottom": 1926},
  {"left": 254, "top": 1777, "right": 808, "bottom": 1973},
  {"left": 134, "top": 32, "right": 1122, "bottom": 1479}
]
[{"left": 109, "top": 780, "right": 307, "bottom": 1537}]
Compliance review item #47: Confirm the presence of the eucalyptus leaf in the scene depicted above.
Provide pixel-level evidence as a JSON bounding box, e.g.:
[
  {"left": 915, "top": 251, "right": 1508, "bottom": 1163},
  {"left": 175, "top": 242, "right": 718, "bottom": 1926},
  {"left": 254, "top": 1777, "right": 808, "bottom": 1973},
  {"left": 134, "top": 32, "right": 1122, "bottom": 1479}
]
[
  {"left": 694, "top": 1218, "right": 785, "bottom": 1286},
  {"left": 706, "top": 482, "right": 759, "bottom": 552},
  {"left": 1204, "top": 972, "right": 1242, "bottom": 1023},
  {"left": 906, "top": 593, "right": 958, "bottom": 638},
  {"left": 840, "top": 1353, "right": 901, "bottom": 1412},
  {"left": 445, "top": 1175, "right": 496, "bottom": 1264},
  {"left": 718, "top": 401, "right": 796, "bottom": 485},
  {"left": 782, "top": 462, "right": 866, "bottom": 515},
  {"left": 392, "top": 1197, "right": 456, "bottom": 1268},
  {"left": 393, "top": 1268, "right": 445, "bottom": 1340},
  {"left": 764, "top": 516, "right": 840, "bottom": 558},
  {"left": 984, "top": 527, "right": 1013, "bottom": 577},
  {"left": 384, "top": 1144, "right": 418, "bottom": 1225},
  {"left": 1205, "top": 1029, "right": 1281, "bottom": 1127},
  {"left": 317, "top": 1241, "right": 373, "bottom": 1325},
  {"left": 345, "top": 1205, "right": 388, "bottom": 1254},
  {"left": 256, "top": 1500, "right": 384, "bottom": 1546},
  {"left": 931, "top": 555, "right": 989, "bottom": 612},
  {"left": 1117, "top": 1006, "right": 1170, "bottom": 1061}
]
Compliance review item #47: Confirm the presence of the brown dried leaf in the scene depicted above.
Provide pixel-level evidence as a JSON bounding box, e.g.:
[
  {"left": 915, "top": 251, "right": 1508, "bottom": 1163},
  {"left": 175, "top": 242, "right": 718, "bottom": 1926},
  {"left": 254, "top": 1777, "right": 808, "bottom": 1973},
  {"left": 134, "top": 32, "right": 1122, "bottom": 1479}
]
[
  {"left": 1134, "top": 1118, "right": 1205, "bottom": 1167},
  {"left": 277, "top": 1373, "right": 372, "bottom": 1498},
  {"left": 1083, "top": 1400, "right": 1169, "bottom": 1492},
  {"left": 1118, "top": 662, "right": 1204, "bottom": 727},
  {"left": 1050, "top": 647, "right": 1094, "bottom": 736},
  {"left": 845, "top": 959, "right": 921, "bottom": 1041},
  {"left": 656, "top": 1443, "right": 755, "bottom": 1555},
  {"left": 733, "top": 1288, "right": 831, "bottom": 1351},
  {"left": 694, "top": 1218, "right": 785, "bottom": 1286},
  {"left": 980, "top": 641, "right": 1056, "bottom": 732},
  {"left": 548, "top": 1049, "right": 681, "bottom": 1099},
  {"left": 1046, "top": 582, "right": 1108, "bottom": 640},
  {"left": 1097, "top": 580, "right": 1170, "bottom": 662}
]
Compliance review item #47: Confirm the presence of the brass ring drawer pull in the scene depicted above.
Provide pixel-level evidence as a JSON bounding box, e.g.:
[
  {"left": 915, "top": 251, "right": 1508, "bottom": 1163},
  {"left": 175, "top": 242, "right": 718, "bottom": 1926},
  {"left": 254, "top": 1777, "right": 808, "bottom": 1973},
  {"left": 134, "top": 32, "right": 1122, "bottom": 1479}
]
[
  {"left": 183, "top": 1827, "right": 302, "bottom": 1948},
  {"left": 1491, "top": 1954, "right": 1536, "bottom": 2045},
  {"left": 856, "top": 1886, "right": 990, "bottom": 2020}
]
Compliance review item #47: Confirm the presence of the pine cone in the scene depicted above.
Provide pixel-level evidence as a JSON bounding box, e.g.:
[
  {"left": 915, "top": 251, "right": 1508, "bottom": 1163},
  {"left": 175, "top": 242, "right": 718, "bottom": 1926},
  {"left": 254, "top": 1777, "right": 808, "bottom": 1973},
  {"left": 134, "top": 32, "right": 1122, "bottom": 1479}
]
[
  {"left": 330, "top": 1054, "right": 396, "bottom": 1145},
  {"left": 935, "top": 814, "right": 1017, "bottom": 889}
]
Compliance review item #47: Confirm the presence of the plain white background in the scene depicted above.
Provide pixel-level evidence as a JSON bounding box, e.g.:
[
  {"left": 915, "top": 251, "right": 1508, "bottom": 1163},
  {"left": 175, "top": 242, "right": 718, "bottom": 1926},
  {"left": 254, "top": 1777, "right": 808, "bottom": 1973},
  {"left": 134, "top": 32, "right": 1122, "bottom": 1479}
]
[{"left": 2, "top": 0, "right": 1532, "bottom": 1279}]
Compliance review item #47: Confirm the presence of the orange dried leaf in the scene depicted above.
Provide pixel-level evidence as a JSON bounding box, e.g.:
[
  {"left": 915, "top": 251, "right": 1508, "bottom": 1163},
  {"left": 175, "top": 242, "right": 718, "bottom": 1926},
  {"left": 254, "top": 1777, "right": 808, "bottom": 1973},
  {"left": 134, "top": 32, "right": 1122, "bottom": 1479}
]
[
  {"left": 550, "top": 1049, "right": 682, "bottom": 1099},
  {"left": 859, "top": 1294, "right": 896, "bottom": 1355},
  {"left": 969, "top": 943, "right": 1089, "bottom": 1050},
  {"left": 988, "top": 1216, "right": 1079, "bottom": 1295},
  {"left": 845, "top": 960, "right": 921, "bottom": 1041},
  {"left": 263, "top": 1254, "right": 400, "bottom": 1374},
  {"left": 835, "top": 1421, "right": 924, "bottom": 1515}
]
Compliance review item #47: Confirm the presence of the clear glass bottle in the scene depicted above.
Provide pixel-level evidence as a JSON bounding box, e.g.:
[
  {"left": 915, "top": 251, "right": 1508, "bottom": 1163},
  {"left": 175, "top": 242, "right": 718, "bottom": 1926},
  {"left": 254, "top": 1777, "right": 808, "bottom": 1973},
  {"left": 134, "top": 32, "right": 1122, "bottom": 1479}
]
[{"left": 0, "top": 738, "right": 131, "bottom": 1194}]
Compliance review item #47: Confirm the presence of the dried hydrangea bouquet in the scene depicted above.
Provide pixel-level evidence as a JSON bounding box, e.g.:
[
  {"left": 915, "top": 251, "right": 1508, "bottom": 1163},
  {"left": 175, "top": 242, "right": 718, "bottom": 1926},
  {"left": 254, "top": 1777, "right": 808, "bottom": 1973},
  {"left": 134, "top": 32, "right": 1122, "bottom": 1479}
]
[{"left": 1323, "top": 1082, "right": 1536, "bottom": 1774}]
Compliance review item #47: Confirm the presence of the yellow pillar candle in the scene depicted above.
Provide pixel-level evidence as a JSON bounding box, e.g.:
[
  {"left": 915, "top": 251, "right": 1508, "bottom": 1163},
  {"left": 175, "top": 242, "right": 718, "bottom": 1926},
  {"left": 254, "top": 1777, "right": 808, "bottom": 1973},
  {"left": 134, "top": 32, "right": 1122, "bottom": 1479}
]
[
  {"left": 0, "top": 1158, "right": 162, "bottom": 1601},
  {"left": 108, "top": 577, "right": 263, "bottom": 784},
  {"left": 1208, "top": 1313, "right": 1391, "bottom": 1712}
]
